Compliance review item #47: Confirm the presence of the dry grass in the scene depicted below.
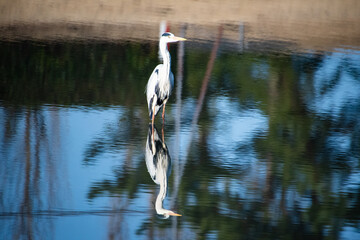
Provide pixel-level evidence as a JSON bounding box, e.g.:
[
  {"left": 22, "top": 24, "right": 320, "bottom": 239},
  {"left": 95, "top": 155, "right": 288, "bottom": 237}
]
[{"left": 0, "top": 0, "right": 359, "bottom": 51}]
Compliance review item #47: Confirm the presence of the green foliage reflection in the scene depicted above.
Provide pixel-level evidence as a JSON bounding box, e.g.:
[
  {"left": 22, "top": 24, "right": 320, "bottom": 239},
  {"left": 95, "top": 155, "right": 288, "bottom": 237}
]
[{"left": 1, "top": 40, "right": 359, "bottom": 239}]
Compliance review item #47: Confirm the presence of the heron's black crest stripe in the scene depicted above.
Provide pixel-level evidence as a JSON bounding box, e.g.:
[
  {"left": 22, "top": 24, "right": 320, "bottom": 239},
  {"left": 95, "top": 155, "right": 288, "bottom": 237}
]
[
  {"left": 149, "top": 97, "right": 154, "bottom": 119},
  {"left": 162, "top": 32, "right": 171, "bottom": 37}
]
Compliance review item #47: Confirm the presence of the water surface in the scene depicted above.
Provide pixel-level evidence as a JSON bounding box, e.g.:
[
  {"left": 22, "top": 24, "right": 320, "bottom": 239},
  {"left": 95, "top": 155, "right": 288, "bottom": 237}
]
[{"left": 1, "top": 2, "right": 360, "bottom": 239}]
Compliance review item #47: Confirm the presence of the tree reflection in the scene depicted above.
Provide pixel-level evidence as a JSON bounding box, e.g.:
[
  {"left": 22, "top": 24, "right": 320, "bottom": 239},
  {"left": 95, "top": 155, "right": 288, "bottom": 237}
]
[
  {"left": 82, "top": 43, "right": 359, "bottom": 238},
  {"left": 1, "top": 37, "right": 359, "bottom": 239},
  {"left": 0, "top": 106, "right": 63, "bottom": 239}
]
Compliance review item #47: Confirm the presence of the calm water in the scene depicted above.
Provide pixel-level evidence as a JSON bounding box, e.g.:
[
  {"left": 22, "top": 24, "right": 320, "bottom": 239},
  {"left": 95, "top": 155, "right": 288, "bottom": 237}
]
[{"left": 1, "top": 11, "right": 360, "bottom": 240}]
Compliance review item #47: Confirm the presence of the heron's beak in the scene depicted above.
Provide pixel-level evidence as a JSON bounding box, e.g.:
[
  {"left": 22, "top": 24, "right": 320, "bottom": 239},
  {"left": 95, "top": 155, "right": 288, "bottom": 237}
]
[
  {"left": 173, "top": 36, "right": 187, "bottom": 41},
  {"left": 169, "top": 212, "right": 182, "bottom": 216}
]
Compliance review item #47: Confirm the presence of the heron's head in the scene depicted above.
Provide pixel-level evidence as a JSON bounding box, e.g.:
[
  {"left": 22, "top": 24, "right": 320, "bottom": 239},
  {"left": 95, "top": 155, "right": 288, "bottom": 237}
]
[
  {"left": 158, "top": 209, "right": 182, "bottom": 219},
  {"left": 161, "top": 32, "right": 187, "bottom": 43}
]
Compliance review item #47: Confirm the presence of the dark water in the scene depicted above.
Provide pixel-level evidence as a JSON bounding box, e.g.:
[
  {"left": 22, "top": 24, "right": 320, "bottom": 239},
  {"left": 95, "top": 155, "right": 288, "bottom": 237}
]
[{"left": 1, "top": 25, "right": 360, "bottom": 240}]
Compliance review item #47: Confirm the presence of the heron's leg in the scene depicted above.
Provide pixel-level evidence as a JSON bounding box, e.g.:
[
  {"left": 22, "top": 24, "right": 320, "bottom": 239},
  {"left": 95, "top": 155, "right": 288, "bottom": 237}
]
[
  {"left": 161, "top": 125, "right": 165, "bottom": 143},
  {"left": 152, "top": 125, "right": 155, "bottom": 144},
  {"left": 162, "top": 104, "right": 166, "bottom": 125}
]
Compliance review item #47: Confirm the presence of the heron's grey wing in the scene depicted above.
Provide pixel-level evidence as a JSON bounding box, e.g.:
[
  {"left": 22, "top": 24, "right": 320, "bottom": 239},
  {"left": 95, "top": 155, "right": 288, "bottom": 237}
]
[
  {"left": 145, "top": 127, "right": 157, "bottom": 182},
  {"left": 146, "top": 64, "right": 164, "bottom": 119},
  {"left": 146, "top": 64, "right": 163, "bottom": 105},
  {"left": 145, "top": 143, "right": 157, "bottom": 182},
  {"left": 145, "top": 124, "right": 164, "bottom": 184}
]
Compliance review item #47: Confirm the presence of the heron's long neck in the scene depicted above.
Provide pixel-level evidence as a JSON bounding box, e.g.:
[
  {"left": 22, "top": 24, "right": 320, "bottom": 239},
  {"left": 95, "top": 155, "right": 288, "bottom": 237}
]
[
  {"left": 155, "top": 167, "right": 168, "bottom": 214},
  {"left": 159, "top": 40, "right": 171, "bottom": 82}
]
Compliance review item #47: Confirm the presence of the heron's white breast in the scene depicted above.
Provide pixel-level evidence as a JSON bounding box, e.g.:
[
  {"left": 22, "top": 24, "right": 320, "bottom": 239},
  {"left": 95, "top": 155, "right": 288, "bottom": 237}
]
[{"left": 158, "top": 65, "right": 173, "bottom": 98}]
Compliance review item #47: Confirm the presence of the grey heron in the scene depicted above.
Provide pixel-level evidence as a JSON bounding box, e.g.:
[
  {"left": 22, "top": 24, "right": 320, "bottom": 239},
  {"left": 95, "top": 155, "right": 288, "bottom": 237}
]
[
  {"left": 146, "top": 32, "right": 186, "bottom": 126},
  {"left": 145, "top": 124, "right": 181, "bottom": 218}
]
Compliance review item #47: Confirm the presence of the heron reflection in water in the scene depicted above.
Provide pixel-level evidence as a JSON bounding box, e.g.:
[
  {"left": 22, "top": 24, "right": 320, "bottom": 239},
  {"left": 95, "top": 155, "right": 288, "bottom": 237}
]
[
  {"left": 146, "top": 32, "right": 186, "bottom": 126},
  {"left": 145, "top": 124, "right": 181, "bottom": 218}
]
